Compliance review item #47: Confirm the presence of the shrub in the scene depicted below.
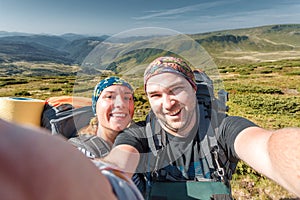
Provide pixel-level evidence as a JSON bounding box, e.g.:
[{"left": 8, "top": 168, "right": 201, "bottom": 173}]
[
  {"left": 231, "top": 94, "right": 300, "bottom": 115},
  {"left": 285, "top": 71, "right": 300, "bottom": 76},
  {"left": 39, "top": 87, "right": 49, "bottom": 90},
  {"left": 15, "top": 91, "right": 31, "bottom": 96},
  {"left": 50, "top": 88, "right": 62, "bottom": 92}
]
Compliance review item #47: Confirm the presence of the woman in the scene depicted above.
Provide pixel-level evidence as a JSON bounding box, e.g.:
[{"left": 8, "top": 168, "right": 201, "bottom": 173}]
[
  {"left": 68, "top": 76, "right": 135, "bottom": 158},
  {"left": 69, "top": 76, "right": 144, "bottom": 194}
]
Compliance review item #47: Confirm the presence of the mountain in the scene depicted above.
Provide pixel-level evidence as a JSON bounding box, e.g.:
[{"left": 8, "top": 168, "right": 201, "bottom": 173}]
[
  {"left": 60, "top": 33, "right": 89, "bottom": 41},
  {"left": 0, "top": 35, "right": 70, "bottom": 50},
  {"left": 191, "top": 24, "right": 300, "bottom": 52},
  {"left": 80, "top": 24, "right": 300, "bottom": 76},
  {"left": 0, "top": 33, "right": 108, "bottom": 64},
  {"left": 0, "top": 24, "right": 299, "bottom": 67},
  {"left": 63, "top": 36, "right": 109, "bottom": 64},
  {"left": 0, "top": 31, "right": 32, "bottom": 37},
  {"left": 0, "top": 40, "right": 72, "bottom": 64}
]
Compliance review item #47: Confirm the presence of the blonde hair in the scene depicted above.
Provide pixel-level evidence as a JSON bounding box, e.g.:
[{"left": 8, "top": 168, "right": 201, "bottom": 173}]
[{"left": 77, "top": 117, "right": 98, "bottom": 136}]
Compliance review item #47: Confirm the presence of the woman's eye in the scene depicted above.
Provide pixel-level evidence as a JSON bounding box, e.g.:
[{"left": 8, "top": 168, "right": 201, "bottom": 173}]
[
  {"left": 104, "top": 95, "right": 113, "bottom": 99},
  {"left": 124, "top": 96, "right": 132, "bottom": 101}
]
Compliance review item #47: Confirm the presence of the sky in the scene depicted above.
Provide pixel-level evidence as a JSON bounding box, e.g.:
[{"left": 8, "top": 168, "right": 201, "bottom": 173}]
[{"left": 1, "top": 0, "right": 300, "bottom": 36}]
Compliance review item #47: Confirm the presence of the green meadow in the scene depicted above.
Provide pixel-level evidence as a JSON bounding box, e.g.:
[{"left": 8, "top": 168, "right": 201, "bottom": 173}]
[
  {"left": 0, "top": 59, "right": 299, "bottom": 199},
  {"left": 220, "top": 60, "right": 299, "bottom": 199}
]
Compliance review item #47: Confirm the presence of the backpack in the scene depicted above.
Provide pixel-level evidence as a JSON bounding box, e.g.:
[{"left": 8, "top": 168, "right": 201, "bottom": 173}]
[
  {"left": 144, "top": 70, "right": 234, "bottom": 200},
  {"left": 41, "top": 96, "right": 94, "bottom": 138}
]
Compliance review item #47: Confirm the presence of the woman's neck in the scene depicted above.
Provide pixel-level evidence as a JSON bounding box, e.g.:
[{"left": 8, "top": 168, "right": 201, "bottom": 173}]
[{"left": 96, "top": 127, "right": 118, "bottom": 147}]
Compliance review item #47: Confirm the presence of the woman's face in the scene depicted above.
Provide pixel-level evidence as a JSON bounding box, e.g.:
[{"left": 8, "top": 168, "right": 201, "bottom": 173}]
[{"left": 96, "top": 85, "right": 134, "bottom": 132}]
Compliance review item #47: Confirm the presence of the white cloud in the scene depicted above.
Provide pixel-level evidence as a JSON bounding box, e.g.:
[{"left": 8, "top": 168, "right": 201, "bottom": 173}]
[
  {"left": 133, "top": 1, "right": 235, "bottom": 20},
  {"left": 132, "top": 1, "right": 300, "bottom": 34}
]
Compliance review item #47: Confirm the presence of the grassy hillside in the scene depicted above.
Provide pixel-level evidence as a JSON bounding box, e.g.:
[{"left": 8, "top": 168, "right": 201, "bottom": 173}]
[
  {"left": 72, "top": 24, "right": 300, "bottom": 80},
  {"left": 0, "top": 24, "right": 300, "bottom": 199},
  {"left": 1, "top": 59, "right": 299, "bottom": 200},
  {"left": 221, "top": 60, "right": 299, "bottom": 199},
  {"left": 192, "top": 24, "right": 300, "bottom": 66}
]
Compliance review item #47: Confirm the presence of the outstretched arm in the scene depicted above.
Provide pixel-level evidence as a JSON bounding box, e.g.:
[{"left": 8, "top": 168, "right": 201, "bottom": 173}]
[
  {"left": 0, "top": 119, "right": 117, "bottom": 200},
  {"left": 102, "top": 144, "right": 140, "bottom": 178},
  {"left": 234, "top": 126, "right": 300, "bottom": 197}
]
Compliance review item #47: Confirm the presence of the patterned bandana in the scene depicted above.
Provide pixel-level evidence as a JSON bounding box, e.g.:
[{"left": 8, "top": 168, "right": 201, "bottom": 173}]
[
  {"left": 144, "top": 56, "right": 196, "bottom": 92},
  {"left": 92, "top": 76, "right": 133, "bottom": 114}
]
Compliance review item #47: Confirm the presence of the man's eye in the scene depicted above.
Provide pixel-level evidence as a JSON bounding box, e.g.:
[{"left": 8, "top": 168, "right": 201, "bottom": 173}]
[
  {"left": 171, "top": 87, "right": 183, "bottom": 94},
  {"left": 149, "top": 94, "right": 161, "bottom": 98}
]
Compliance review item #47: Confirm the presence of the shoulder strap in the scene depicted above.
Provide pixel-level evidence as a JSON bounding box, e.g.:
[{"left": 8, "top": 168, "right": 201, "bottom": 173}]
[
  {"left": 145, "top": 111, "right": 157, "bottom": 156},
  {"left": 145, "top": 110, "right": 165, "bottom": 157},
  {"left": 145, "top": 110, "right": 166, "bottom": 177},
  {"left": 197, "top": 102, "right": 227, "bottom": 182},
  {"left": 69, "top": 135, "right": 111, "bottom": 158},
  {"left": 197, "top": 102, "right": 217, "bottom": 168}
]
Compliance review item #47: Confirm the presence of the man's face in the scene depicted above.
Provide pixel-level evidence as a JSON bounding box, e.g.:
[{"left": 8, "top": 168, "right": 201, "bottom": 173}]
[{"left": 146, "top": 73, "right": 197, "bottom": 136}]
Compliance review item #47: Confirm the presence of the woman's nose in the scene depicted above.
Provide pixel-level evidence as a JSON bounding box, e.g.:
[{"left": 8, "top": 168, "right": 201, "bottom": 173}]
[{"left": 114, "top": 95, "right": 125, "bottom": 107}]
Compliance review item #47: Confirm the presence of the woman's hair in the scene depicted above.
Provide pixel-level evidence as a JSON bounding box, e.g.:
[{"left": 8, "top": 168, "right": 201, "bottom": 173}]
[{"left": 78, "top": 117, "right": 98, "bottom": 135}]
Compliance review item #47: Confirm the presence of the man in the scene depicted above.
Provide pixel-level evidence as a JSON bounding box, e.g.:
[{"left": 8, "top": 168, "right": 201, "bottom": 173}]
[
  {"left": 103, "top": 56, "right": 300, "bottom": 199},
  {"left": 0, "top": 118, "right": 143, "bottom": 200}
]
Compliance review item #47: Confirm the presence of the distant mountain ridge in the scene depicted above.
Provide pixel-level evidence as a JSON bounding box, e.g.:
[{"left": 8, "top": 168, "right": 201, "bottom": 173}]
[
  {"left": 0, "top": 31, "right": 32, "bottom": 37},
  {"left": 191, "top": 24, "right": 300, "bottom": 51},
  {"left": 0, "top": 24, "right": 299, "bottom": 66},
  {"left": 0, "top": 33, "right": 109, "bottom": 64}
]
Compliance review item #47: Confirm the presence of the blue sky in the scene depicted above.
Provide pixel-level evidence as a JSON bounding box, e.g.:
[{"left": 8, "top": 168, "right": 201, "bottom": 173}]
[{"left": 1, "top": 0, "right": 300, "bottom": 36}]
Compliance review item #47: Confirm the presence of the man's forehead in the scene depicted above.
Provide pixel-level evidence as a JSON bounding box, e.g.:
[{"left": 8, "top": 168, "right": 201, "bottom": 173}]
[
  {"left": 147, "top": 73, "right": 185, "bottom": 83},
  {"left": 146, "top": 73, "right": 187, "bottom": 90}
]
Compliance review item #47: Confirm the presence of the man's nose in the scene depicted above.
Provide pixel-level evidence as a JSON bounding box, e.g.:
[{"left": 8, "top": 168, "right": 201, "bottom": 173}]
[{"left": 163, "top": 94, "right": 175, "bottom": 110}]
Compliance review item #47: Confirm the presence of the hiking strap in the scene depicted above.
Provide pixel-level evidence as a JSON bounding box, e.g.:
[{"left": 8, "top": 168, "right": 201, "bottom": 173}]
[
  {"left": 145, "top": 110, "right": 165, "bottom": 156},
  {"left": 69, "top": 135, "right": 111, "bottom": 158},
  {"left": 146, "top": 112, "right": 157, "bottom": 156},
  {"left": 145, "top": 110, "right": 165, "bottom": 179},
  {"left": 197, "top": 102, "right": 225, "bottom": 181}
]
